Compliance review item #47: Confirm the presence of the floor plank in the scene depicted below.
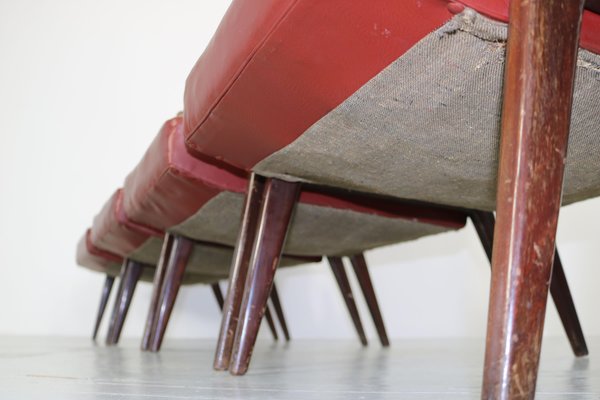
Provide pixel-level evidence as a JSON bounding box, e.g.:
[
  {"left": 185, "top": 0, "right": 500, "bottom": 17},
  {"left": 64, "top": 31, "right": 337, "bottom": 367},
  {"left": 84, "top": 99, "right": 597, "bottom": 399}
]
[{"left": 0, "top": 336, "right": 597, "bottom": 399}]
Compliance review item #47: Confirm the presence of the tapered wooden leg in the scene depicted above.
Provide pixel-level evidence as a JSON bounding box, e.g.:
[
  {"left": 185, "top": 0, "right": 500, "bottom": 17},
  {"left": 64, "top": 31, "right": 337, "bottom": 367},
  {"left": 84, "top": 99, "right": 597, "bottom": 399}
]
[
  {"left": 349, "top": 254, "right": 389, "bottom": 347},
  {"left": 213, "top": 282, "right": 278, "bottom": 343},
  {"left": 264, "top": 305, "right": 279, "bottom": 341},
  {"left": 211, "top": 283, "right": 225, "bottom": 310},
  {"left": 229, "top": 178, "right": 300, "bottom": 375},
  {"left": 471, "top": 211, "right": 588, "bottom": 357},
  {"left": 105, "top": 261, "right": 127, "bottom": 343},
  {"left": 549, "top": 250, "right": 588, "bottom": 356},
  {"left": 92, "top": 275, "right": 115, "bottom": 341},
  {"left": 482, "top": 1, "right": 585, "bottom": 398},
  {"left": 105, "top": 260, "right": 143, "bottom": 345},
  {"left": 214, "top": 174, "right": 265, "bottom": 371},
  {"left": 141, "top": 233, "right": 174, "bottom": 351},
  {"left": 149, "top": 235, "right": 193, "bottom": 352},
  {"left": 328, "top": 257, "right": 367, "bottom": 346},
  {"left": 270, "top": 283, "right": 290, "bottom": 341}
]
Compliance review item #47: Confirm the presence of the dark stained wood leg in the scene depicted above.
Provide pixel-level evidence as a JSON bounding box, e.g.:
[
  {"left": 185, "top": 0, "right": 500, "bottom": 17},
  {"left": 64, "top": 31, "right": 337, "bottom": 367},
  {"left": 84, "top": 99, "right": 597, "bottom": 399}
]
[
  {"left": 469, "top": 211, "right": 495, "bottom": 262},
  {"left": 214, "top": 173, "right": 265, "bottom": 371},
  {"left": 105, "top": 261, "right": 127, "bottom": 344},
  {"left": 211, "top": 283, "right": 225, "bottom": 310},
  {"left": 264, "top": 305, "right": 279, "bottom": 341},
  {"left": 141, "top": 233, "right": 174, "bottom": 351},
  {"left": 549, "top": 250, "right": 588, "bottom": 357},
  {"left": 349, "top": 254, "right": 389, "bottom": 347},
  {"left": 328, "top": 257, "right": 367, "bottom": 346},
  {"left": 229, "top": 178, "right": 300, "bottom": 376},
  {"left": 149, "top": 235, "right": 193, "bottom": 352},
  {"left": 482, "top": 1, "right": 585, "bottom": 398},
  {"left": 270, "top": 283, "right": 290, "bottom": 341},
  {"left": 92, "top": 275, "right": 115, "bottom": 341},
  {"left": 471, "top": 211, "right": 588, "bottom": 357},
  {"left": 105, "top": 260, "right": 144, "bottom": 345}
]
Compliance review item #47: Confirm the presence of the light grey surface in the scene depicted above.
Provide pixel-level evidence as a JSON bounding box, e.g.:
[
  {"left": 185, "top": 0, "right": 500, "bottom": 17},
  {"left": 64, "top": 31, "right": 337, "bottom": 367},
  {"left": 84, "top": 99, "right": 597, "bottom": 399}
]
[
  {"left": 255, "top": 10, "right": 600, "bottom": 211},
  {"left": 171, "top": 191, "right": 449, "bottom": 256},
  {"left": 0, "top": 336, "right": 598, "bottom": 399}
]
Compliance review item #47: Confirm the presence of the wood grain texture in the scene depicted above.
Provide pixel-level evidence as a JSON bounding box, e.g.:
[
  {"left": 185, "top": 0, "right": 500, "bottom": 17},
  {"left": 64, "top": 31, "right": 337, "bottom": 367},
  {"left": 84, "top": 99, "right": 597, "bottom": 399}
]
[
  {"left": 470, "top": 211, "right": 588, "bottom": 357},
  {"left": 482, "top": 1, "right": 585, "bottom": 398},
  {"left": 141, "top": 233, "right": 174, "bottom": 351},
  {"left": 214, "top": 173, "right": 265, "bottom": 371},
  {"left": 229, "top": 178, "right": 300, "bottom": 376},
  {"left": 149, "top": 235, "right": 193, "bottom": 352}
]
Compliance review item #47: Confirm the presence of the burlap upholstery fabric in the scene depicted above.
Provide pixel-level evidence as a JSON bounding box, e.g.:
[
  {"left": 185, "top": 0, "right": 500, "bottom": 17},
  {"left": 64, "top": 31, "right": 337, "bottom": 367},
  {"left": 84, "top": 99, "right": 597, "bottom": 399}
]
[
  {"left": 170, "top": 191, "right": 449, "bottom": 257},
  {"left": 128, "top": 235, "right": 311, "bottom": 276},
  {"left": 254, "top": 10, "right": 600, "bottom": 211},
  {"left": 80, "top": 260, "right": 222, "bottom": 285}
]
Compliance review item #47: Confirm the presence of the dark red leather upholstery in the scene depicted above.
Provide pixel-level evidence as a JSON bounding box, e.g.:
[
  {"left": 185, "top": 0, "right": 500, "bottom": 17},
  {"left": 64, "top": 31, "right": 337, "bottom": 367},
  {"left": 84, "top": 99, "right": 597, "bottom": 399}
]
[
  {"left": 183, "top": 0, "right": 454, "bottom": 171},
  {"left": 123, "top": 115, "right": 246, "bottom": 232},
  {"left": 183, "top": 0, "right": 600, "bottom": 173},
  {"left": 76, "top": 229, "right": 123, "bottom": 274},
  {"left": 90, "top": 189, "right": 152, "bottom": 257}
]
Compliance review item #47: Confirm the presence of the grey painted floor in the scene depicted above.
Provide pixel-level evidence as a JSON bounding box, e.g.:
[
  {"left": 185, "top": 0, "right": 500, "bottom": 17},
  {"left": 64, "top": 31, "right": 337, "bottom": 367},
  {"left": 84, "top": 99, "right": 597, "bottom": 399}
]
[{"left": 0, "top": 336, "right": 598, "bottom": 399}]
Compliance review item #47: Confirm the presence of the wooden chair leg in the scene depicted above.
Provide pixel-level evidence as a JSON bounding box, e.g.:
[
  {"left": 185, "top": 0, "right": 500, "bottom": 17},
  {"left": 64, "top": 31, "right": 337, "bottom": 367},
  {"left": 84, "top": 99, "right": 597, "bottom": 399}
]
[
  {"left": 141, "top": 233, "right": 174, "bottom": 351},
  {"left": 92, "top": 275, "right": 115, "bottom": 341},
  {"left": 471, "top": 211, "right": 588, "bottom": 357},
  {"left": 213, "top": 283, "right": 278, "bottom": 344},
  {"left": 149, "top": 235, "right": 193, "bottom": 352},
  {"left": 270, "top": 283, "right": 290, "bottom": 341},
  {"left": 328, "top": 257, "right": 368, "bottom": 346},
  {"left": 105, "top": 260, "right": 143, "bottom": 345},
  {"left": 549, "top": 250, "right": 588, "bottom": 356},
  {"left": 105, "top": 261, "right": 127, "bottom": 344},
  {"left": 214, "top": 173, "right": 265, "bottom": 371},
  {"left": 482, "top": 1, "right": 585, "bottom": 398},
  {"left": 264, "top": 305, "right": 279, "bottom": 341},
  {"left": 349, "top": 254, "right": 389, "bottom": 347},
  {"left": 211, "top": 283, "right": 225, "bottom": 310},
  {"left": 229, "top": 178, "right": 300, "bottom": 376}
]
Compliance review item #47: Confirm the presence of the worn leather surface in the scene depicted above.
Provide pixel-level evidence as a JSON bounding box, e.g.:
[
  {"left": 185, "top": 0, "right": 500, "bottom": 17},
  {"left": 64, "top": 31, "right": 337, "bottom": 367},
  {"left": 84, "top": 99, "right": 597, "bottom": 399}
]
[
  {"left": 183, "top": 0, "right": 454, "bottom": 171},
  {"left": 76, "top": 229, "right": 123, "bottom": 274},
  {"left": 123, "top": 115, "right": 246, "bottom": 232},
  {"left": 183, "top": 0, "right": 600, "bottom": 174},
  {"left": 90, "top": 189, "right": 152, "bottom": 257}
]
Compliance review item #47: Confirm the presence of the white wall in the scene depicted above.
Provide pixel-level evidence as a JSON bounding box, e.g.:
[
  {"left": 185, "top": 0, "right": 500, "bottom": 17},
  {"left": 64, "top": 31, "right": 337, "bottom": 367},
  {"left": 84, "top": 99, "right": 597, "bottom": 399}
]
[{"left": 0, "top": 0, "right": 598, "bottom": 344}]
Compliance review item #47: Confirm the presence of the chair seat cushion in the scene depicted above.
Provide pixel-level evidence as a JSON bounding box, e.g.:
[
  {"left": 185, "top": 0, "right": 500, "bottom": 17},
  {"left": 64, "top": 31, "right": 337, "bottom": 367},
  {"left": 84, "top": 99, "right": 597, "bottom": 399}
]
[
  {"left": 253, "top": 12, "right": 600, "bottom": 211},
  {"left": 183, "top": 0, "right": 600, "bottom": 176},
  {"left": 171, "top": 191, "right": 451, "bottom": 256},
  {"left": 88, "top": 190, "right": 319, "bottom": 276},
  {"left": 123, "top": 117, "right": 465, "bottom": 256},
  {"left": 77, "top": 230, "right": 225, "bottom": 284}
]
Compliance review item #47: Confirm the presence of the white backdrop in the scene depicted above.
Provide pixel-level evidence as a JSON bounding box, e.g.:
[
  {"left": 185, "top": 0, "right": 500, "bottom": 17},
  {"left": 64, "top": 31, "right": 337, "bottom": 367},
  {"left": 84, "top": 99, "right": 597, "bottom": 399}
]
[{"left": 1, "top": 0, "right": 599, "bottom": 344}]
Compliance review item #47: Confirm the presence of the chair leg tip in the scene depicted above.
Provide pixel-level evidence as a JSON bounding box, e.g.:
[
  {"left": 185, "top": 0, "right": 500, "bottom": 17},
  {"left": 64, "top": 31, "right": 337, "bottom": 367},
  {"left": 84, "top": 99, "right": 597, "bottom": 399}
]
[
  {"left": 574, "top": 346, "right": 589, "bottom": 357},
  {"left": 229, "top": 365, "right": 249, "bottom": 376}
]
